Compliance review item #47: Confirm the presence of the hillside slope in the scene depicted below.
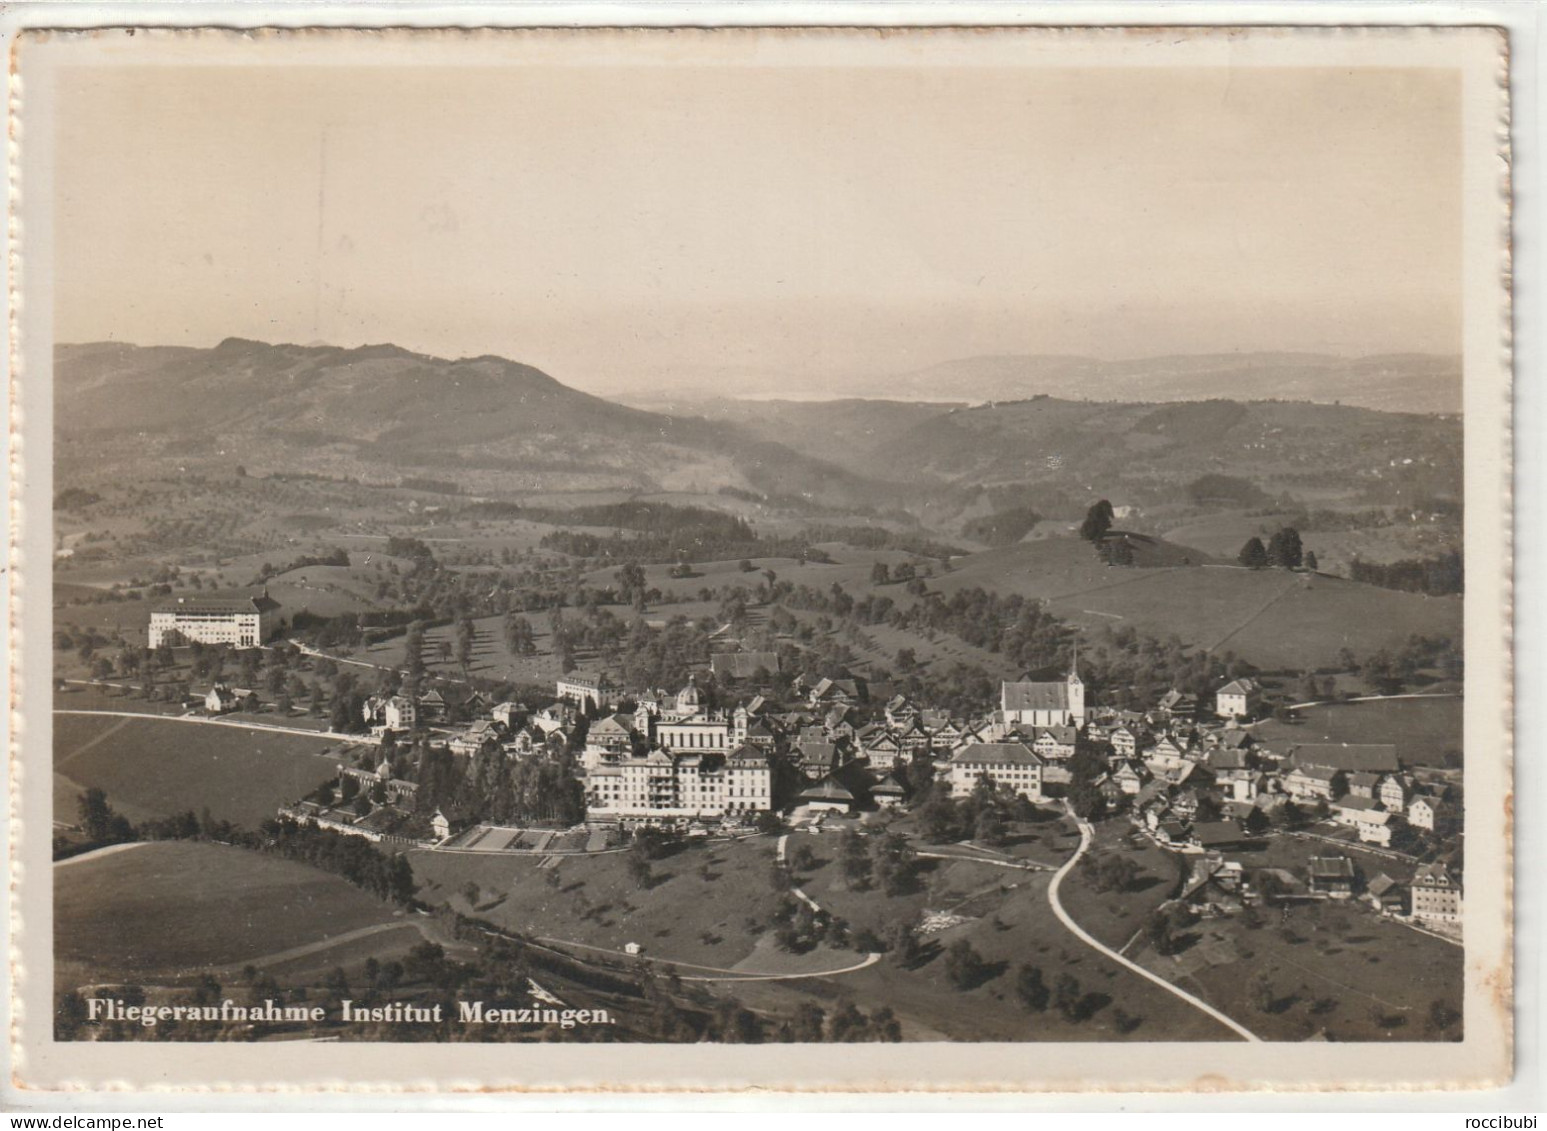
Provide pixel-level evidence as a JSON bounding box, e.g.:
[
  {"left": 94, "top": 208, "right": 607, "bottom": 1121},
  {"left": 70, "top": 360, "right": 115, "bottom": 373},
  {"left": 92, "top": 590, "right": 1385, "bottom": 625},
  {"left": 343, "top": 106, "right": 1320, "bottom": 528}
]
[
  {"left": 54, "top": 340, "right": 898, "bottom": 506},
  {"left": 687, "top": 394, "right": 1462, "bottom": 517},
  {"left": 934, "top": 538, "right": 1462, "bottom": 670}
]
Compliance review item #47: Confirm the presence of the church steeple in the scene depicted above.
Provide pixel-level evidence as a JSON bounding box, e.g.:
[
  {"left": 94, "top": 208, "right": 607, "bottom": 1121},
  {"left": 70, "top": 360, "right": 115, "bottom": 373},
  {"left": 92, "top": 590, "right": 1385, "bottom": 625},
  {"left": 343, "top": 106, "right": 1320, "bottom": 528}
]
[{"left": 1066, "top": 637, "right": 1086, "bottom": 725}]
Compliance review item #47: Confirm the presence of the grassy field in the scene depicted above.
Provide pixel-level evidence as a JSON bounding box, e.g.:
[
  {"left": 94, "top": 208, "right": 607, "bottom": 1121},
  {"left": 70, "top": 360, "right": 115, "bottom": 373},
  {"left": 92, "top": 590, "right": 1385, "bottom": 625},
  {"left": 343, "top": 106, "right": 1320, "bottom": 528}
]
[
  {"left": 743, "top": 859, "right": 1236, "bottom": 1042},
  {"left": 932, "top": 538, "right": 1461, "bottom": 671},
  {"left": 1134, "top": 897, "right": 1463, "bottom": 1042},
  {"left": 1055, "top": 818, "right": 1187, "bottom": 952},
  {"left": 54, "top": 713, "right": 351, "bottom": 828},
  {"left": 1252, "top": 696, "right": 1463, "bottom": 768},
  {"left": 410, "top": 834, "right": 852, "bottom": 974},
  {"left": 55, "top": 841, "right": 407, "bottom": 990},
  {"left": 1160, "top": 511, "right": 1462, "bottom": 577}
]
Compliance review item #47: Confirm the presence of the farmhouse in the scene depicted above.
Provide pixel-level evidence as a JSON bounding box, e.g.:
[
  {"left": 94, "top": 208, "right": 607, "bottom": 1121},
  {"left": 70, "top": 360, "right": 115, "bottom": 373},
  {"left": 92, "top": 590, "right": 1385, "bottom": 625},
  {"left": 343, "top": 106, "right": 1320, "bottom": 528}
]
[
  {"left": 1378, "top": 774, "right": 1413, "bottom": 811},
  {"left": 150, "top": 590, "right": 283, "bottom": 648},
  {"left": 1307, "top": 855, "right": 1357, "bottom": 899},
  {"left": 1282, "top": 764, "right": 1342, "bottom": 802},
  {"left": 1000, "top": 659, "right": 1086, "bottom": 727},
  {"left": 1112, "top": 761, "right": 1146, "bottom": 795},
  {"left": 1408, "top": 793, "right": 1453, "bottom": 832},
  {"left": 858, "top": 729, "right": 902, "bottom": 771},
  {"left": 947, "top": 742, "right": 1044, "bottom": 801},
  {"left": 362, "top": 694, "right": 417, "bottom": 732},
  {"left": 1156, "top": 688, "right": 1198, "bottom": 719},
  {"left": 869, "top": 773, "right": 907, "bottom": 809},
  {"left": 1364, "top": 873, "right": 1406, "bottom": 915},
  {"left": 1347, "top": 772, "right": 1380, "bottom": 800},
  {"left": 1029, "top": 725, "right": 1078, "bottom": 761},
  {"left": 1411, "top": 860, "right": 1462, "bottom": 924},
  {"left": 799, "top": 776, "right": 855, "bottom": 814},
  {"left": 884, "top": 694, "right": 918, "bottom": 728},
  {"left": 204, "top": 684, "right": 238, "bottom": 714},
  {"left": 448, "top": 720, "right": 499, "bottom": 757},
  {"left": 796, "top": 741, "right": 842, "bottom": 781},
  {"left": 418, "top": 688, "right": 448, "bottom": 723},
  {"left": 1331, "top": 796, "right": 1395, "bottom": 846},
  {"left": 1189, "top": 820, "right": 1247, "bottom": 851},
  {"left": 808, "top": 677, "right": 868, "bottom": 707},
  {"left": 1215, "top": 677, "right": 1261, "bottom": 720},
  {"left": 1109, "top": 725, "right": 1142, "bottom": 758},
  {"left": 1288, "top": 743, "right": 1401, "bottom": 776}
]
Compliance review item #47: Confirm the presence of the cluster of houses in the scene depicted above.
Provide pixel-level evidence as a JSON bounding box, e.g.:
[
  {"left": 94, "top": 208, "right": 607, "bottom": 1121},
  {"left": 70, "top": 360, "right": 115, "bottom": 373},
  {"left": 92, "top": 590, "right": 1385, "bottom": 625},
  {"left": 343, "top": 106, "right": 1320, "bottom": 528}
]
[
  {"left": 1173, "top": 851, "right": 1461, "bottom": 930},
  {"left": 279, "top": 756, "right": 443, "bottom": 847},
  {"left": 256, "top": 643, "right": 1461, "bottom": 927}
]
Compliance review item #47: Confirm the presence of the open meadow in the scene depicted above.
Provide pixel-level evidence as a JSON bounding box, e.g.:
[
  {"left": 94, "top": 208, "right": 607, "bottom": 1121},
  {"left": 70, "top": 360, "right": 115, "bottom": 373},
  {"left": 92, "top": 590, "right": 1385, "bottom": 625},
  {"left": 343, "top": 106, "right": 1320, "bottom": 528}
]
[
  {"left": 932, "top": 538, "right": 1461, "bottom": 671},
  {"left": 54, "top": 712, "right": 351, "bottom": 829},
  {"left": 54, "top": 841, "right": 410, "bottom": 991},
  {"left": 743, "top": 849, "right": 1236, "bottom": 1043},
  {"left": 410, "top": 834, "right": 858, "bottom": 975},
  {"left": 1132, "top": 896, "right": 1463, "bottom": 1042},
  {"left": 1252, "top": 695, "right": 1463, "bottom": 768},
  {"left": 1054, "top": 818, "right": 1188, "bottom": 952},
  {"left": 1160, "top": 510, "right": 1462, "bottom": 577}
]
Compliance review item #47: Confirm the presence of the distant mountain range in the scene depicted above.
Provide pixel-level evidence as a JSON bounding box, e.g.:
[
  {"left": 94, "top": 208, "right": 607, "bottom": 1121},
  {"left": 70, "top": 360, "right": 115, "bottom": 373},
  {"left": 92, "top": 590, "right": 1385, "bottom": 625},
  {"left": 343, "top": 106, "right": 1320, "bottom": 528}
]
[
  {"left": 55, "top": 340, "right": 1462, "bottom": 519},
  {"left": 53, "top": 338, "right": 895, "bottom": 507},
  {"left": 622, "top": 351, "right": 1462, "bottom": 416}
]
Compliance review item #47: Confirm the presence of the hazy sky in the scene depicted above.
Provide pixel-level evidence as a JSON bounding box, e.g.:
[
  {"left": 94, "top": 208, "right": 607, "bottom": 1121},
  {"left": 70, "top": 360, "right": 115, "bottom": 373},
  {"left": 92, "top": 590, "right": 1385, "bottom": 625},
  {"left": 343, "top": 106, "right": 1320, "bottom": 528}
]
[{"left": 55, "top": 61, "right": 1461, "bottom": 393}]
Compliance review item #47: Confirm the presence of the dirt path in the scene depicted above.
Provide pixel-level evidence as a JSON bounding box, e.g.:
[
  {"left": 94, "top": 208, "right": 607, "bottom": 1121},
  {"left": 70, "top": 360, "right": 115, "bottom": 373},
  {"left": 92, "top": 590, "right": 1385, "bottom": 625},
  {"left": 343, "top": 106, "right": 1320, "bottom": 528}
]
[
  {"left": 1200, "top": 573, "right": 1301, "bottom": 654},
  {"left": 53, "top": 841, "right": 150, "bottom": 870},
  {"left": 223, "top": 920, "right": 437, "bottom": 973},
  {"left": 915, "top": 849, "right": 1052, "bottom": 872},
  {"left": 55, "top": 715, "right": 134, "bottom": 769},
  {"left": 1046, "top": 808, "right": 1261, "bottom": 1042},
  {"left": 775, "top": 834, "right": 823, "bottom": 913},
  {"left": 531, "top": 934, "right": 880, "bottom": 983}
]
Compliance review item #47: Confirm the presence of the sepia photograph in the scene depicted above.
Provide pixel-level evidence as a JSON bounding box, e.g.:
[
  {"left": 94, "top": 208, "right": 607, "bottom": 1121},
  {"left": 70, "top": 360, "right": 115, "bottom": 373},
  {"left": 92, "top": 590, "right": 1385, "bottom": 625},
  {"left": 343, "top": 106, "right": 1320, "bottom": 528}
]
[{"left": 6, "top": 21, "right": 1513, "bottom": 1095}]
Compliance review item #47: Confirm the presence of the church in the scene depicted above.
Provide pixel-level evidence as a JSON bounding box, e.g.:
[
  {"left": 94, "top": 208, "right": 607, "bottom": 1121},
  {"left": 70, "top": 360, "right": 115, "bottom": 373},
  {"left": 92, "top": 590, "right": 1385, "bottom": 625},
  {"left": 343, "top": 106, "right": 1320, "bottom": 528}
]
[{"left": 1000, "top": 656, "right": 1086, "bottom": 728}]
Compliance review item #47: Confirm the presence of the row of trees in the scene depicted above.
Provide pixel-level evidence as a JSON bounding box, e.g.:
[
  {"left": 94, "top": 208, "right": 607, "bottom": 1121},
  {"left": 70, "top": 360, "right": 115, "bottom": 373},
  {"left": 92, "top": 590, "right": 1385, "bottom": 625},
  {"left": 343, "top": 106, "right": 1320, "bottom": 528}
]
[
  {"left": 1349, "top": 549, "right": 1463, "bottom": 596},
  {"left": 1237, "top": 527, "right": 1312, "bottom": 570}
]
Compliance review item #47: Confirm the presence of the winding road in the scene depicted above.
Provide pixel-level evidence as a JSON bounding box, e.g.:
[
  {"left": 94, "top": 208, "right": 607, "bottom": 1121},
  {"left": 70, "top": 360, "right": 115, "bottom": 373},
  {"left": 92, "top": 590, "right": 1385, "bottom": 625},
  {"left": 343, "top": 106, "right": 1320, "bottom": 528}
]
[{"left": 1046, "top": 808, "right": 1262, "bottom": 1042}]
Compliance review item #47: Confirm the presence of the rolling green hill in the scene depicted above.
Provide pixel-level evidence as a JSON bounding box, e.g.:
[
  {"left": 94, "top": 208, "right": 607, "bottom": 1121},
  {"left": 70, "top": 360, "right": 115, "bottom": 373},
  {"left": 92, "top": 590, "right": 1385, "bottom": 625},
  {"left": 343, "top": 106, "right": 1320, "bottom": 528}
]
[
  {"left": 934, "top": 537, "right": 1462, "bottom": 670},
  {"left": 54, "top": 340, "right": 900, "bottom": 508}
]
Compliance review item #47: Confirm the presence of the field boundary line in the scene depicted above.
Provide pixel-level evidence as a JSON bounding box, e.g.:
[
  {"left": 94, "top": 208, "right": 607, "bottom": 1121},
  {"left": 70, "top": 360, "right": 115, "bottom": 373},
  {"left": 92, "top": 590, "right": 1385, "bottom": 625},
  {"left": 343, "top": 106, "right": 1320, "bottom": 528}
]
[
  {"left": 53, "top": 841, "right": 149, "bottom": 869},
  {"left": 1045, "top": 566, "right": 1190, "bottom": 604},
  {"left": 915, "top": 849, "right": 1051, "bottom": 872},
  {"left": 226, "top": 920, "right": 432, "bottom": 973},
  {"left": 527, "top": 933, "right": 880, "bottom": 982},
  {"left": 1047, "top": 807, "right": 1261, "bottom": 1042},
  {"left": 1200, "top": 573, "right": 1301, "bottom": 654},
  {"left": 54, "top": 708, "right": 358, "bottom": 742},
  {"left": 55, "top": 714, "right": 133, "bottom": 769}
]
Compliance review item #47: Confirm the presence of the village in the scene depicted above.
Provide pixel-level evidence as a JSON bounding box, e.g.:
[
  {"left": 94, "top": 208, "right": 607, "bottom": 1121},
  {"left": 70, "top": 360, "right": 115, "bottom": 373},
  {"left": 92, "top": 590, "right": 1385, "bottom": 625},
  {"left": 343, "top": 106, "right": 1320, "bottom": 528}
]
[{"left": 147, "top": 587, "right": 1464, "bottom": 944}]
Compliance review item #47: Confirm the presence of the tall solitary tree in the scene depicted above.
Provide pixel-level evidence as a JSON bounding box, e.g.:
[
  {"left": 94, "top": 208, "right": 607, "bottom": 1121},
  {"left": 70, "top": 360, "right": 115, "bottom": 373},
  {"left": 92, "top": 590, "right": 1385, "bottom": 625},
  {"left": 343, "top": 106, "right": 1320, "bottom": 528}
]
[
  {"left": 78, "top": 787, "right": 113, "bottom": 842},
  {"left": 1079, "top": 499, "right": 1115, "bottom": 543},
  {"left": 1238, "top": 537, "right": 1269, "bottom": 569}
]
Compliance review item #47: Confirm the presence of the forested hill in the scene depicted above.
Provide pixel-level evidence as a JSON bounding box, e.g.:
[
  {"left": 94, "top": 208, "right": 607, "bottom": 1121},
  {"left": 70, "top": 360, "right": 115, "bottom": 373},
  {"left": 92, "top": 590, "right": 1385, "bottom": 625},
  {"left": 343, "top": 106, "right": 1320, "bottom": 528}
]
[{"left": 55, "top": 339, "right": 1461, "bottom": 519}]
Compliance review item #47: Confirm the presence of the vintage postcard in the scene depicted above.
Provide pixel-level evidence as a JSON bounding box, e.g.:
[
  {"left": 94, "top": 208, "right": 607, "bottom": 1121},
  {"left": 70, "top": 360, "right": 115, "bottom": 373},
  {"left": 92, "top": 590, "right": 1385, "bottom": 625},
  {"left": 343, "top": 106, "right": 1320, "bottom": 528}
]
[{"left": 6, "top": 23, "right": 1513, "bottom": 1096}]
